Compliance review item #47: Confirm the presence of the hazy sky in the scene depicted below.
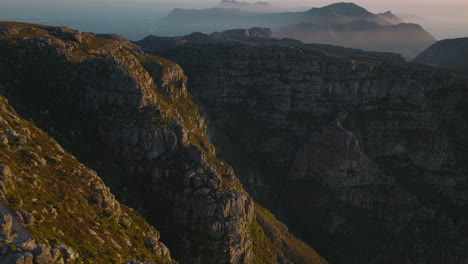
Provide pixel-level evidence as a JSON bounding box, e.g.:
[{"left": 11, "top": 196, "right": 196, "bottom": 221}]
[
  {"left": 1, "top": 0, "right": 467, "bottom": 39},
  {"left": 2, "top": 0, "right": 468, "bottom": 14}
]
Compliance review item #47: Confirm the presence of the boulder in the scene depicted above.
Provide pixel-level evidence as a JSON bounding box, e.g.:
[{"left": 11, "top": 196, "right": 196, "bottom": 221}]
[
  {"left": 0, "top": 215, "right": 17, "bottom": 243},
  {"left": 0, "top": 165, "right": 11, "bottom": 180}
]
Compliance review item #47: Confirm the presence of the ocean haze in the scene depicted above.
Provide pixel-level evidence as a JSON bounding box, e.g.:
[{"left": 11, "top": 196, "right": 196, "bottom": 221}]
[{"left": 0, "top": 0, "right": 467, "bottom": 40}]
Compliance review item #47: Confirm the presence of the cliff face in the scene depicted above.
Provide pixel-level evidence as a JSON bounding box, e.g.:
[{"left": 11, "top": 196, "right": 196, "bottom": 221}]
[
  {"left": 0, "top": 22, "right": 324, "bottom": 264},
  {"left": 137, "top": 31, "right": 468, "bottom": 264}
]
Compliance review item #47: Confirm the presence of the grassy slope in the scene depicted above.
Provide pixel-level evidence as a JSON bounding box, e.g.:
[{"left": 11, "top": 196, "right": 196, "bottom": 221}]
[
  {"left": 252, "top": 204, "right": 327, "bottom": 264},
  {"left": 0, "top": 95, "right": 172, "bottom": 264}
]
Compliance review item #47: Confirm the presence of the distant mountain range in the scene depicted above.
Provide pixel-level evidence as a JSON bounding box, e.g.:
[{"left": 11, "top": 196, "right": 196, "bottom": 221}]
[{"left": 158, "top": 2, "right": 436, "bottom": 58}]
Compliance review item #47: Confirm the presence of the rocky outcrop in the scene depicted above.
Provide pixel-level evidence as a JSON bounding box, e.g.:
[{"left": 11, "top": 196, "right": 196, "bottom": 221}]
[
  {"left": 0, "top": 215, "right": 17, "bottom": 244},
  {"left": 138, "top": 31, "right": 468, "bottom": 264},
  {"left": 1, "top": 239, "right": 78, "bottom": 264},
  {"left": 0, "top": 22, "right": 322, "bottom": 264}
]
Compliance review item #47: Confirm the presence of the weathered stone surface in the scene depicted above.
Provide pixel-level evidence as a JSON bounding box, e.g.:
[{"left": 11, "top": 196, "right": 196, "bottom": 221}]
[
  {"left": 0, "top": 215, "right": 17, "bottom": 244},
  {"left": 32, "top": 245, "right": 54, "bottom": 264},
  {"left": 16, "top": 209, "right": 35, "bottom": 225}
]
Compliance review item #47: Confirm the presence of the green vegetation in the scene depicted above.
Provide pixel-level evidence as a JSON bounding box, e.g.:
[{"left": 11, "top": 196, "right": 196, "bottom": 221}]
[{"left": 252, "top": 204, "right": 327, "bottom": 264}]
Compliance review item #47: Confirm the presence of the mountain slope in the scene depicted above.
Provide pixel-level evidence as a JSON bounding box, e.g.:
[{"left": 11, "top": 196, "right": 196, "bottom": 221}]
[
  {"left": 378, "top": 11, "right": 404, "bottom": 24},
  {"left": 414, "top": 37, "right": 468, "bottom": 73},
  {"left": 0, "top": 95, "right": 174, "bottom": 264},
  {"left": 0, "top": 22, "right": 325, "bottom": 264},
  {"left": 306, "top": 2, "right": 390, "bottom": 25},
  {"left": 137, "top": 29, "right": 468, "bottom": 264}
]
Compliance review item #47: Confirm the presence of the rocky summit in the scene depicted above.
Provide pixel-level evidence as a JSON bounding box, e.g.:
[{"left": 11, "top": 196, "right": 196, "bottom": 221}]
[
  {"left": 0, "top": 22, "right": 325, "bottom": 264},
  {"left": 137, "top": 28, "right": 468, "bottom": 264}
]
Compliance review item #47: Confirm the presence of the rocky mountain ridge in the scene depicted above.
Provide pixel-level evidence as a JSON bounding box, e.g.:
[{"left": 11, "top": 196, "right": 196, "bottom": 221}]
[
  {"left": 137, "top": 28, "right": 468, "bottom": 264},
  {"left": 0, "top": 22, "right": 325, "bottom": 264}
]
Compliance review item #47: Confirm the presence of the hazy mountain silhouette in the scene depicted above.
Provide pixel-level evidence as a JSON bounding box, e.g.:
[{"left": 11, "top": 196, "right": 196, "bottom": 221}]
[
  {"left": 157, "top": 2, "right": 435, "bottom": 58},
  {"left": 414, "top": 37, "right": 468, "bottom": 74},
  {"left": 277, "top": 20, "right": 435, "bottom": 58},
  {"left": 378, "top": 11, "right": 404, "bottom": 24}
]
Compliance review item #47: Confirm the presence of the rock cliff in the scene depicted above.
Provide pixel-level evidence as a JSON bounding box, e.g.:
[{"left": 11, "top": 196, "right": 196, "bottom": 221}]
[
  {"left": 0, "top": 22, "right": 324, "bottom": 264},
  {"left": 137, "top": 29, "right": 468, "bottom": 264}
]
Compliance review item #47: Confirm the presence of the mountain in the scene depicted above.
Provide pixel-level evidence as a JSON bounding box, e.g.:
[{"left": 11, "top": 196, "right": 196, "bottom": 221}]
[
  {"left": 306, "top": 2, "right": 391, "bottom": 25},
  {"left": 138, "top": 28, "right": 405, "bottom": 64},
  {"left": 218, "top": 0, "right": 274, "bottom": 12},
  {"left": 158, "top": 2, "right": 435, "bottom": 59},
  {"left": 0, "top": 22, "right": 326, "bottom": 264},
  {"left": 277, "top": 21, "right": 436, "bottom": 59},
  {"left": 378, "top": 11, "right": 404, "bottom": 24},
  {"left": 137, "top": 28, "right": 468, "bottom": 264},
  {"left": 414, "top": 37, "right": 468, "bottom": 74},
  {"left": 162, "top": 2, "right": 392, "bottom": 35}
]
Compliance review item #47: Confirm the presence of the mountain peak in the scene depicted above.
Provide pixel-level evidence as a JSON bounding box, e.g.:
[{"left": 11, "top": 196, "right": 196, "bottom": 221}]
[{"left": 309, "top": 2, "right": 372, "bottom": 16}]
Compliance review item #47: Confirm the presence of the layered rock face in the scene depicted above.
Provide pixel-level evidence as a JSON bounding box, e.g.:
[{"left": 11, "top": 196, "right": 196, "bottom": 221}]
[
  {"left": 138, "top": 32, "right": 468, "bottom": 264},
  {"left": 0, "top": 23, "right": 324, "bottom": 264}
]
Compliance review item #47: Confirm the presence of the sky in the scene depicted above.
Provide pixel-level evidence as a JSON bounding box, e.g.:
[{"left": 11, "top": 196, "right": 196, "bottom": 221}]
[{"left": 1, "top": 0, "right": 467, "bottom": 40}]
